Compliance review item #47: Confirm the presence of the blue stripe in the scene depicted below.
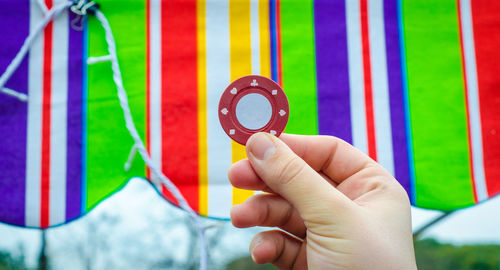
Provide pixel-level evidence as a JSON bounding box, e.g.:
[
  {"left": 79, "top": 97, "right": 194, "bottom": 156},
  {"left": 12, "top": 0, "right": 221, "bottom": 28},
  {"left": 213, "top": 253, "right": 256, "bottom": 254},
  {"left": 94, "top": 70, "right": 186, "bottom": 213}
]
[
  {"left": 81, "top": 17, "right": 88, "bottom": 214},
  {"left": 397, "top": 0, "right": 416, "bottom": 204},
  {"left": 270, "top": 0, "right": 278, "bottom": 82}
]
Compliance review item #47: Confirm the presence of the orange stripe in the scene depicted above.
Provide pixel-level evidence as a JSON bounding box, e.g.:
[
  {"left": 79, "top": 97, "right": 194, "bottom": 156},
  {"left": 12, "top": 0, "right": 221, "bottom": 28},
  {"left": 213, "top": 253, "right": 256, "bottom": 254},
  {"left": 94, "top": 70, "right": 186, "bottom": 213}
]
[
  {"left": 197, "top": 0, "right": 208, "bottom": 215},
  {"left": 229, "top": 0, "right": 255, "bottom": 205}
]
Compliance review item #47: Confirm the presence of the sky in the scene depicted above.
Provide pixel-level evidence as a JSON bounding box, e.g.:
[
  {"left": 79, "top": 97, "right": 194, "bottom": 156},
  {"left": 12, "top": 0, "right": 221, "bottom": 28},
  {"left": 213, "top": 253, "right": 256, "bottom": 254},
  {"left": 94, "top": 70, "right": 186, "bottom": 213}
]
[
  {"left": 412, "top": 194, "right": 500, "bottom": 244},
  {"left": 0, "top": 178, "right": 499, "bottom": 269}
]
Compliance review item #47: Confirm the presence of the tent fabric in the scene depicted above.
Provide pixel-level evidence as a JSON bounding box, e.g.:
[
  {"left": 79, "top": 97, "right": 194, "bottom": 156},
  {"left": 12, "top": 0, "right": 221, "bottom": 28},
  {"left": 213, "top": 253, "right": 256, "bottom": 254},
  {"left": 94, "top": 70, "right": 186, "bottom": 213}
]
[{"left": 0, "top": 0, "right": 499, "bottom": 228}]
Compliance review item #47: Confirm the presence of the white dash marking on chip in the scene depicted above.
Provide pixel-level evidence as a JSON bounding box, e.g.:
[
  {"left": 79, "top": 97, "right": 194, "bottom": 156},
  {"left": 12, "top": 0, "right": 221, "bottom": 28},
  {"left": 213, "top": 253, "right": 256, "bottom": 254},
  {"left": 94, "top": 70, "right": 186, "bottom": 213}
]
[
  {"left": 229, "top": 129, "right": 235, "bottom": 135},
  {"left": 270, "top": 130, "right": 276, "bottom": 135},
  {"left": 272, "top": 89, "right": 277, "bottom": 95},
  {"left": 251, "top": 79, "right": 258, "bottom": 87},
  {"left": 221, "top": 108, "right": 228, "bottom": 115},
  {"left": 279, "top": 109, "right": 286, "bottom": 116},
  {"left": 230, "top": 88, "right": 237, "bottom": 94}
]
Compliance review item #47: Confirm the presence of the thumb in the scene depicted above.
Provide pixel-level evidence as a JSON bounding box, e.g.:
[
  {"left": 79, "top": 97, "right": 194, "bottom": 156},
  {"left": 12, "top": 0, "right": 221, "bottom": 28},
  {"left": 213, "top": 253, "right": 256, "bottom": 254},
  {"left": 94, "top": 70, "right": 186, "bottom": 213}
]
[{"left": 246, "top": 132, "right": 351, "bottom": 220}]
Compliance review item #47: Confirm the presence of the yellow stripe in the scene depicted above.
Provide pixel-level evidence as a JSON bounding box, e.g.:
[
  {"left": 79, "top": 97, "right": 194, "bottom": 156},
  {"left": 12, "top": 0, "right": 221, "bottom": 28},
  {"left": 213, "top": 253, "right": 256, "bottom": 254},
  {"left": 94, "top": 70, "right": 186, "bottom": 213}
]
[
  {"left": 230, "top": 0, "right": 254, "bottom": 205},
  {"left": 259, "top": 0, "right": 271, "bottom": 78},
  {"left": 197, "top": 0, "right": 208, "bottom": 215}
]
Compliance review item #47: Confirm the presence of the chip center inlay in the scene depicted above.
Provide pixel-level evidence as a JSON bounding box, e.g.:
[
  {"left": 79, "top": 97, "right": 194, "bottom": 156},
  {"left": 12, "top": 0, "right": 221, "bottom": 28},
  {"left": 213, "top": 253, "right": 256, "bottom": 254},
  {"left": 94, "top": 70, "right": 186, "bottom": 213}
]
[{"left": 235, "top": 93, "right": 272, "bottom": 130}]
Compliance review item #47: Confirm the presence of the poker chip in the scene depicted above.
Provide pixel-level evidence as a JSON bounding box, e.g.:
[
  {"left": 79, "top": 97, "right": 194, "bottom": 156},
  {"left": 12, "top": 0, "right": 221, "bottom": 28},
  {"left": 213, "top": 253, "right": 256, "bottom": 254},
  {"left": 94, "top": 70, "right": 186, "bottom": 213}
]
[{"left": 218, "top": 75, "right": 289, "bottom": 145}]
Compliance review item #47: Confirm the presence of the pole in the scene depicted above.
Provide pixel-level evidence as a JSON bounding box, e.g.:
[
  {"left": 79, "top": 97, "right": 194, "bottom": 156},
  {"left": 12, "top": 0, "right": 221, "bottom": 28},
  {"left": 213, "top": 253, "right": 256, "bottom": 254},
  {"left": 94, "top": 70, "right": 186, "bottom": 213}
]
[
  {"left": 38, "top": 230, "right": 48, "bottom": 270},
  {"left": 413, "top": 211, "right": 455, "bottom": 240}
]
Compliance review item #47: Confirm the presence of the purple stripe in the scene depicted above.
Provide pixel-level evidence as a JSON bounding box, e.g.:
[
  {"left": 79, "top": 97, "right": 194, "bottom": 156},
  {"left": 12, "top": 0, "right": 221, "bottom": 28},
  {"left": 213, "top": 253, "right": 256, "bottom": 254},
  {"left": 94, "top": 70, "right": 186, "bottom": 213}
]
[
  {"left": 0, "top": 1, "right": 29, "bottom": 226},
  {"left": 384, "top": 0, "right": 411, "bottom": 196},
  {"left": 314, "top": 0, "right": 352, "bottom": 143},
  {"left": 65, "top": 12, "right": 83, "bottom": 221}
]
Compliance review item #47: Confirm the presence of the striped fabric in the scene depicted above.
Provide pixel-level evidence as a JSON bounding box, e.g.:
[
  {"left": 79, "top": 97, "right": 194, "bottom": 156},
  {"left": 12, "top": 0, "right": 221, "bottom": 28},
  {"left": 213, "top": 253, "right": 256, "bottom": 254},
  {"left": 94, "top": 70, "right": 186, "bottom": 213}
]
[
  {"left": 0, "top": 0, "right": 499, "bottom": 228},
  {"left": 0, "top": 0, "right": 84, "bottom": 228}
]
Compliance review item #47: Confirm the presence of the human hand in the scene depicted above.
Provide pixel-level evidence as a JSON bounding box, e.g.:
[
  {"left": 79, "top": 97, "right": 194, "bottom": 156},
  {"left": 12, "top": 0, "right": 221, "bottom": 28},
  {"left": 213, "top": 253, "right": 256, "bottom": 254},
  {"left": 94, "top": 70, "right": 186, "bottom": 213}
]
[{"left": 229, "top": 133, "right": 417, "bottom": 269}]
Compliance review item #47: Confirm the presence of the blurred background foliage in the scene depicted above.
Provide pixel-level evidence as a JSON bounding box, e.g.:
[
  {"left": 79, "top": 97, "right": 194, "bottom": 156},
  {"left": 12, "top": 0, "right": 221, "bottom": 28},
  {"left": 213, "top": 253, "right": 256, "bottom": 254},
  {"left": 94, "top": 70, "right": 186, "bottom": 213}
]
[
  {"left": 0, "top": 250, "right": 27, "bottom": 270},
  {"left": 1, "top": 238, "right": 500, "bottom": 269},
  {"left": 414, "top": 238, "right": 500, "bottom": 270}
]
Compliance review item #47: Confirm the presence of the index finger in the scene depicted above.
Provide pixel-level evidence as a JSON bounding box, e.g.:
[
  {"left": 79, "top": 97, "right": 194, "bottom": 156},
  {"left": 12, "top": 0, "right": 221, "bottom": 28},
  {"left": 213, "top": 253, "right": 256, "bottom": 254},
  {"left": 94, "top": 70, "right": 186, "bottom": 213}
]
[
  {"left": 229, "top": 134, "right": 380, "bottom": 191},
  {"left": 279, "top": 133, "right": 380, "bottom": 184}
]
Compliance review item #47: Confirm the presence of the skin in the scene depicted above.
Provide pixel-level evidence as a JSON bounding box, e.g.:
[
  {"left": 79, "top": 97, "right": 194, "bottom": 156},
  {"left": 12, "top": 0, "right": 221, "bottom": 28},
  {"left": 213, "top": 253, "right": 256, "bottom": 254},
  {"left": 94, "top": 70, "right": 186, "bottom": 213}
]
[{"left": 228, "top": 133, "right": 417, "bottom": 270}]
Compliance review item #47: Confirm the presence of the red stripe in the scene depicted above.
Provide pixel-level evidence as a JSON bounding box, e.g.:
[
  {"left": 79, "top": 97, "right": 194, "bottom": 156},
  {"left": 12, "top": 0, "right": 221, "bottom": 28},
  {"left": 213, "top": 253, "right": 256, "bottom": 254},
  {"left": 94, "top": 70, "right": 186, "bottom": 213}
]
[
  {"left": 471, "top": 1, "right": 500, "bottom": 197},
  {"left": 145, "top": 0, "right": 151, "bottom": 180},
  {"left": 276, "top": 0, "right": 283, "bottom": 86},
  {"left": 161, "top": 0, "right": 199, "bottom": 210},
  {"left": 457, "top": 0, "right": 478, "bottom": 203},
  {"left": 360, "top": 0, "right": 377, "bottom": 160},
  {"left": 40, "top": 0, "right": 54, "bottom": 228}
]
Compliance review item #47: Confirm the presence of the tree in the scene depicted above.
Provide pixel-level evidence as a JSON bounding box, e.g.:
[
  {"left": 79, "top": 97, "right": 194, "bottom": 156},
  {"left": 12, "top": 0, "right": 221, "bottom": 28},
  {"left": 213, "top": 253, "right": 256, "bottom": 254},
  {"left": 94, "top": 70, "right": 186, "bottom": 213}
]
[
  {"left": 0, "top": 245, "right": 27, "bottom": 270},
  {"left": 415, "top": 238, "right": 500, "bottom": 270},
  {"left": 224, "top": 257, "right": 275, "bottom": 270}
]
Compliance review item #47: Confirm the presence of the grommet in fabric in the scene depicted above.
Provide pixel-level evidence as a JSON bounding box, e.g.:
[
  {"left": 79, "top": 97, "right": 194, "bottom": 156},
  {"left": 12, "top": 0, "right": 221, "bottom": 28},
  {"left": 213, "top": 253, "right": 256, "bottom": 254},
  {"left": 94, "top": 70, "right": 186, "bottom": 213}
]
[{"left": 218, "top": 75, "right": 289, "bottom": 145}]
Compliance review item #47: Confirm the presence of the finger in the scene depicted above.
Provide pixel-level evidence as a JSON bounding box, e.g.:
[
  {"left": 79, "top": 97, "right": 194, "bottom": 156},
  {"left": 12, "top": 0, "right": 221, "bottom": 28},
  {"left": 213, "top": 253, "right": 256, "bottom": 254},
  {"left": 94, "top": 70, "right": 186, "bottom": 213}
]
[
  {"left": 231, "top": 134, "right": 378, "bottom": 190},
  {"left": 245, "top": 133, "right": 351, "bottom": 219},
  {"left": 279, "top": 133, "right": 386, "bottom": 184},
  {"left": 228, "top": 159, "right": 273, "bottom": 192},
  {"left": 280, "top": 134, "right": 402, "bottom": 203},
  {"left": 230, "top": 194, "right": 306, "bottom": 238},
  {"left": 229, "top": 159, "right": 337, "bottom": 192},
  {"left": 250, "top": 230, "right": 306, "bottom": 270}
]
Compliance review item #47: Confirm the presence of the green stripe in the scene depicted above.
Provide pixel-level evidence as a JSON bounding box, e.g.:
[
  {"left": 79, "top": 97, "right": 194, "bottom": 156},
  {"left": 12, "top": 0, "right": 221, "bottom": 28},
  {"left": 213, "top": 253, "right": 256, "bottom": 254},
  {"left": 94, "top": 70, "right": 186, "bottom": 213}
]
[
  {"left": 86, "top": 1, "right": 146, "bottom": 210},
  {"left": 280, "top": 0, "right": 318, "bottom": 135},
  {"left": 403, "top": 0, "right": 474, "bottom": 210}
]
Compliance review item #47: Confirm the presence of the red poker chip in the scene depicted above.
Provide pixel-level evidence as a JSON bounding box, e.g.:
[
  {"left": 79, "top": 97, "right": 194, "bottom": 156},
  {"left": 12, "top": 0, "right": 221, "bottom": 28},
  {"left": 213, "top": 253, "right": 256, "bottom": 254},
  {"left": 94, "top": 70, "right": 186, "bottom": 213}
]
[{"left": 218, "top": 75, "right": 289, "bottom": 145}]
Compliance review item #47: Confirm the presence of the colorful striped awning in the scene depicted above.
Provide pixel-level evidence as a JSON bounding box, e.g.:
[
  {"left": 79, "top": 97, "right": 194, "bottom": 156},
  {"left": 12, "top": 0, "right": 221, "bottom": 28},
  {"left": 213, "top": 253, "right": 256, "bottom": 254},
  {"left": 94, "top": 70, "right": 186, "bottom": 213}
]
[{"left": 0, "top": 0, "right": 499, "bottom": 228}]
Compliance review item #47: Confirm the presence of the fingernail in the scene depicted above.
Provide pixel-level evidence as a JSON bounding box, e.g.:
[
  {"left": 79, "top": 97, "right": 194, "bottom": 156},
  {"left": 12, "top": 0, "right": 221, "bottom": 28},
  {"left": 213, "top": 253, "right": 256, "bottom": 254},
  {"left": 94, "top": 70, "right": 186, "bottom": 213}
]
[{"left": 249, "top": 133, "right": 276, "bottom": 160}]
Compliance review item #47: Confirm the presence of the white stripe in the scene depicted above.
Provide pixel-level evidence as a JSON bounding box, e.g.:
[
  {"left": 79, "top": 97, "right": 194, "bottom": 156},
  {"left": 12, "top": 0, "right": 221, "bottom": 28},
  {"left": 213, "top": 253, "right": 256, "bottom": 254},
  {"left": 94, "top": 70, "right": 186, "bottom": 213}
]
[
  {"left": 49, "top": 3, "right": 68, "bottom": 226},
  {"left": 149, "top": 0, "right": 163, "bottom": 188},
  {"left": 206, "top": 0, "right": 232, "bottom": 218},
  {"left": 25, "top": 1, "right": 44, "bottom": 227},
  {"left": 345, "top": 0, "right": 367, "bottom": 154},
  {"left": 250, "top": 0, "right": 260, "bottom": 75},
  {"left": 368, "top": 0, "right": 394, "bottom": 174},
  {"left": 460, "top": 0, "right": 488, "bottom": 201}
]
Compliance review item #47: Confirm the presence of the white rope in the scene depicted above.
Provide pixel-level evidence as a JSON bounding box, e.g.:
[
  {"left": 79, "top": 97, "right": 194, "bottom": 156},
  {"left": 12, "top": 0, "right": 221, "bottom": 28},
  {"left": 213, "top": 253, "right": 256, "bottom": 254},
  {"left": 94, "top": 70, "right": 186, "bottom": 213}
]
[
  {"left": 0, "top": 2, "right": 208, "bottom": 269},
  {"left": 0, "top": 87, "right": 28, "bottom": 102},
  {"left": 87, "top": 55, "right": 112, "bottom": 65},
  {"left": 36, "top": 0, "right": 49, "bottom": 14},
  {"left": 124, "top": 144, "right": 138, "bottom": 171},
  {"left": 94, "top": 9, "right": 208, "bottom": 270},
  {"left": 0, "top": 2, "right": 71, "bottom": 102}
]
